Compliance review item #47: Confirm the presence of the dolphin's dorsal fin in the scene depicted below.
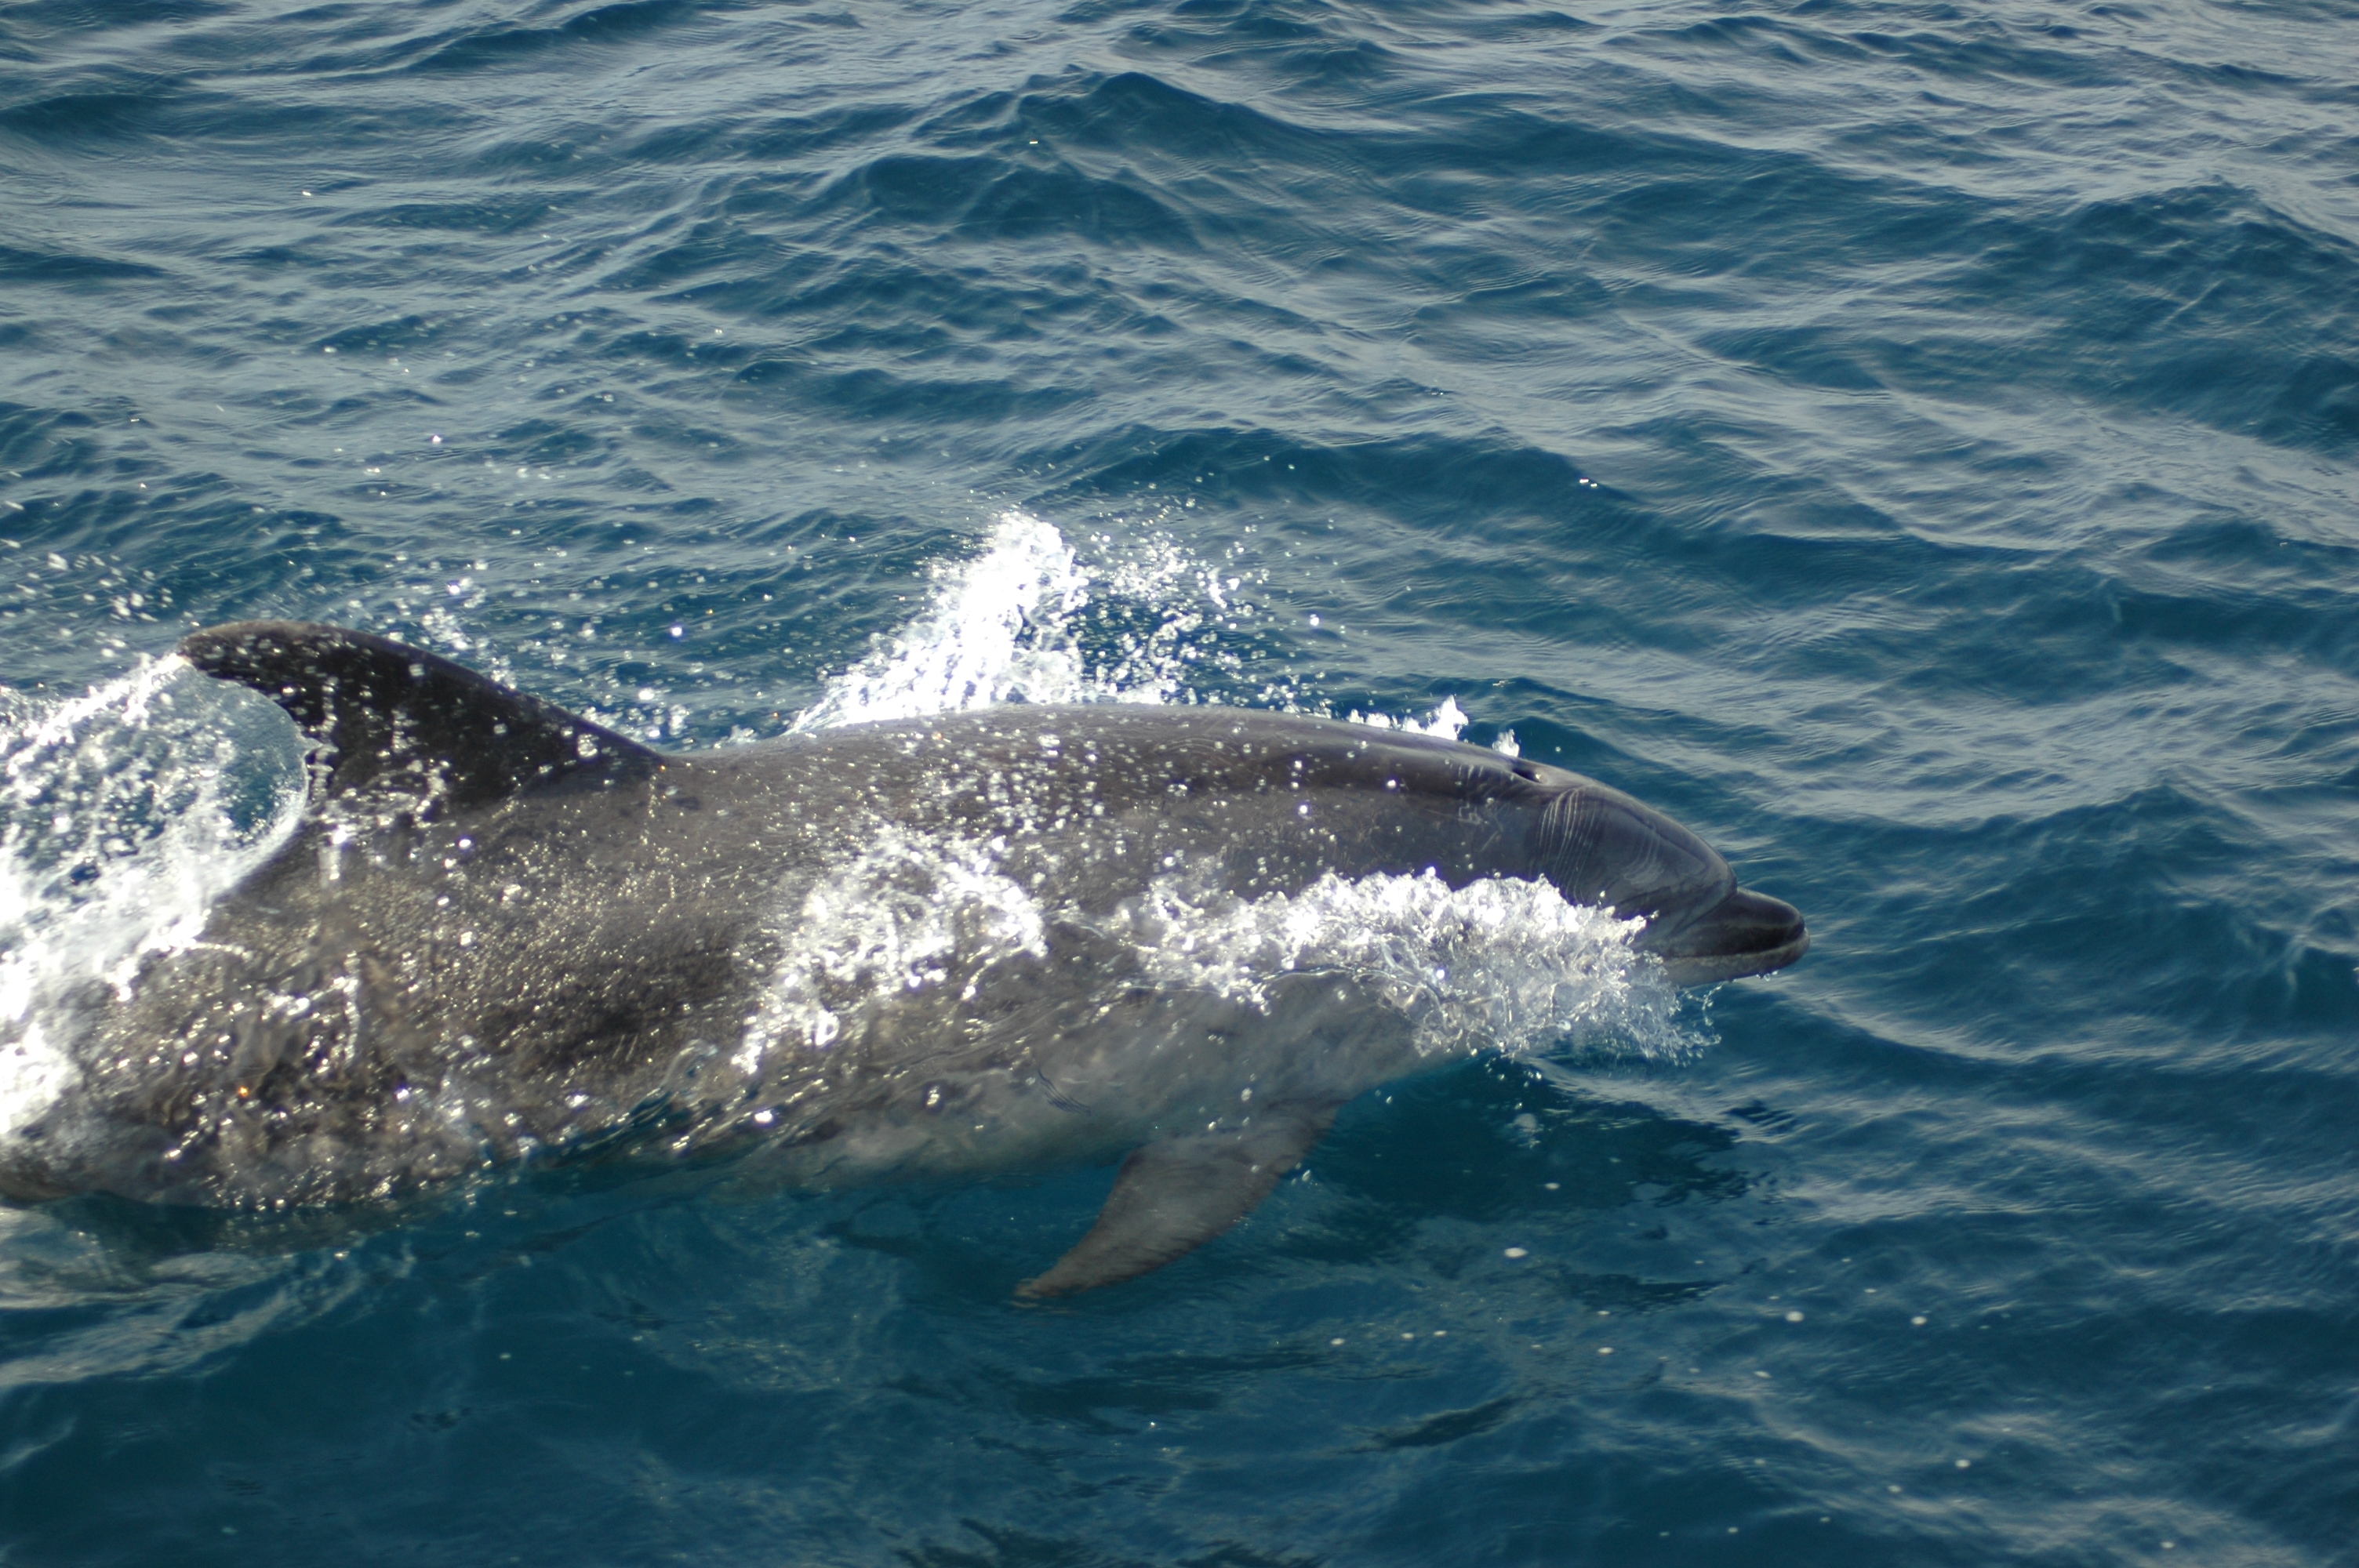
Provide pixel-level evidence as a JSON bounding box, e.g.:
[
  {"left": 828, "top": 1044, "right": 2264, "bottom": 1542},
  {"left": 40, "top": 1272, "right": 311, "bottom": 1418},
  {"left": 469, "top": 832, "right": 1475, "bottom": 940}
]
[
  {"left": 1016, "top": 1102, "right": 1339, "bottom": 1298},
  {"left": 179, "top": 621, "right": 660, "bottom": 808}
]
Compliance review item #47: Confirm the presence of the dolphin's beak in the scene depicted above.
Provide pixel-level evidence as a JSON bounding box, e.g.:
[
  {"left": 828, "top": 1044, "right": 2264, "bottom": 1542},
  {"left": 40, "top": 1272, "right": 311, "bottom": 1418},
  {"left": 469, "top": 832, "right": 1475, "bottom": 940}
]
[{"left": 1641, "top": 887, "right": 1809, "bottom": 987}]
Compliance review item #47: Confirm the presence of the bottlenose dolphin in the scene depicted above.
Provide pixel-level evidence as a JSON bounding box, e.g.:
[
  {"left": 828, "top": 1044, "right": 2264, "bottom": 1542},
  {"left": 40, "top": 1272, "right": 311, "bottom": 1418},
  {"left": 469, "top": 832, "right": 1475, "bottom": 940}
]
[{"left": 2, "top": 622, "right": 1805, "bottom": 1294}]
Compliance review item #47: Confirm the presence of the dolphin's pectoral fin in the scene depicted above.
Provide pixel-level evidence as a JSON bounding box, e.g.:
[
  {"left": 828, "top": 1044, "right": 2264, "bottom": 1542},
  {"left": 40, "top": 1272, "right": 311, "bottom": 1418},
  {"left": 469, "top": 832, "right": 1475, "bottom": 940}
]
[
  {"left": 179, "top": 622, "right": 660, "bottom": 807},
  {"left": 1016, "top": 1102, "right": 1339, "bottom": 1298}
]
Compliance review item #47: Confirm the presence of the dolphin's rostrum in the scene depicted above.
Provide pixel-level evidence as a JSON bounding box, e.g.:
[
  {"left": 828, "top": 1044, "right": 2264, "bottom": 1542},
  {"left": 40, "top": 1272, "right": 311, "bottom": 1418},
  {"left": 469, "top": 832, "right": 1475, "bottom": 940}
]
[{"left": 3, "top": 622, "right": 1806, "bottom": 1294}]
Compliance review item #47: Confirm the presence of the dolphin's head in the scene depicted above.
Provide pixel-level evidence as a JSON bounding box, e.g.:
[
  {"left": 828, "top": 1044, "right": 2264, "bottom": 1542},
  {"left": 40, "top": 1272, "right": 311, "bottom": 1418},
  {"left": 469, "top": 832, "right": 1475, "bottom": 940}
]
[{"left": 1528, "top": 781, "right": 1808, "bottom": 987}]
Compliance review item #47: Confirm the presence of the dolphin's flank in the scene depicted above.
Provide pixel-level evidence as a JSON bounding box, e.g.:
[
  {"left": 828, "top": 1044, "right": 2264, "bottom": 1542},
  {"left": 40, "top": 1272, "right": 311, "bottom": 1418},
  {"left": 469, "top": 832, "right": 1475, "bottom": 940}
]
[{"left": 2, "top": 622, "right": 1806, "bottom": 1294}]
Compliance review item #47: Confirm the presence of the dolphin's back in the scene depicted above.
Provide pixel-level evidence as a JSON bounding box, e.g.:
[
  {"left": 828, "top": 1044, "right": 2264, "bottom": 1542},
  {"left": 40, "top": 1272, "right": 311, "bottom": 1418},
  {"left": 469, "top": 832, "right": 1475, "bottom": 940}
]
[{"left": 743, "top": 703, "right": 1737, "bottom": 931}]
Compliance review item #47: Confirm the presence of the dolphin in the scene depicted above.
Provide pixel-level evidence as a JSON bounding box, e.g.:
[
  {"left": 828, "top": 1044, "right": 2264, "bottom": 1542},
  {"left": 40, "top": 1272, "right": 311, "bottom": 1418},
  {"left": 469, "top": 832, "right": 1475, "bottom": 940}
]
[{"left": 2, "top": 622, "right": 1805, "bottom": 1294}]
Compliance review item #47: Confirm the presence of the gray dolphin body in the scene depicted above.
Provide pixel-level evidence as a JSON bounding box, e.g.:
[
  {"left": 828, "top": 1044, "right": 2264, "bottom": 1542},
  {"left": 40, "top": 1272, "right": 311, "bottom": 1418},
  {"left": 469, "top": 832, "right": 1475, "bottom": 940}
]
[{"left": 5, "top": 623, "right": 1805, "bottom": 1294}]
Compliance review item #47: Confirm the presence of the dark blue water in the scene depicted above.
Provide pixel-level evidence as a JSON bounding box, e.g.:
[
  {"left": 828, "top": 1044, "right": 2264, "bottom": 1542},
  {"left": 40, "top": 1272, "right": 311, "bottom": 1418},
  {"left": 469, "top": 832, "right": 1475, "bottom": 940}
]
[{"left": 5, "top": 0, "right": 2357, "bottom": 1562}]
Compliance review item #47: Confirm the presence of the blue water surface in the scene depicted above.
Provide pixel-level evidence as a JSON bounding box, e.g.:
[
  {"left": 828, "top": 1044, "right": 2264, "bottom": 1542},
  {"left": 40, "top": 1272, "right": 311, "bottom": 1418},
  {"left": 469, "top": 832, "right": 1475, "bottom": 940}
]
[{"left": 3, "top": 0, "right": 2357, "bottom": 1563}]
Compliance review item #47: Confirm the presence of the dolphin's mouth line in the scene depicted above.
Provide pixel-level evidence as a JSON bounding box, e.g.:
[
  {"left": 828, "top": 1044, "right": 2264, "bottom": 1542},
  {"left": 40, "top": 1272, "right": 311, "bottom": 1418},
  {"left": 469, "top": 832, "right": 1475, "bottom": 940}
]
[
  {"left": 1631, "top": 887, "right": 1810, "bottom": 985},
  {"left": 1652, "top": 931, "right": 1811, "bottom": 989}
]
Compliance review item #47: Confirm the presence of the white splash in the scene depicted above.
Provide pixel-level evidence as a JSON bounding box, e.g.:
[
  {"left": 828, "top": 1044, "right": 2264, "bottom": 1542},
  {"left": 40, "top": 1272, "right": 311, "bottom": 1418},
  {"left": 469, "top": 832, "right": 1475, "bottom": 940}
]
[
  {"left": 1352, "top": 695, "right": 1467, "bottom": 742},
  {"left": 731, "top": 842, "right": 1692, "bottom": 1079},
  {"left": 1347, "top": 696, "right": 1521, "bottom": 757},
  {"left": 1110, "top": 869, "right": 1689, "bottom": 1060},
  {"left": 790, "top": 510, "right": 1250, "bottom": 731},
  {"left": 794, "top": 510, "right": 1525, "bottom": 764},
  {"left": 736, "top": 829, "right": 1051, "bottom": 1063},
  {"left": 791, "top": 512, "right": 1091, "bottom": 729},
  {"left": 0, "top": 662, "right": 302, "bottom": 1136}
]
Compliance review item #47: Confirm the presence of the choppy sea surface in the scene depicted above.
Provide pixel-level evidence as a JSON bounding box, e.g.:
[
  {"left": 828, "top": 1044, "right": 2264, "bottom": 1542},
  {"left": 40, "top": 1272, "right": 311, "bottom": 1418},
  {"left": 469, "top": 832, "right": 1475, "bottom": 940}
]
[{"left": 4, "top": 0, "right": 2357, "bottom": 1562}]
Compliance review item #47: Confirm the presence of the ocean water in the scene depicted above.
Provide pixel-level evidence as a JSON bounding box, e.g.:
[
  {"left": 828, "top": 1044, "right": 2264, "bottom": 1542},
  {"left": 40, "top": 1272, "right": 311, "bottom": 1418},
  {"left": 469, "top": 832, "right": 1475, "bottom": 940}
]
[{"left": 3, "top": 0, "right": 2357, "bottom": 1561}]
